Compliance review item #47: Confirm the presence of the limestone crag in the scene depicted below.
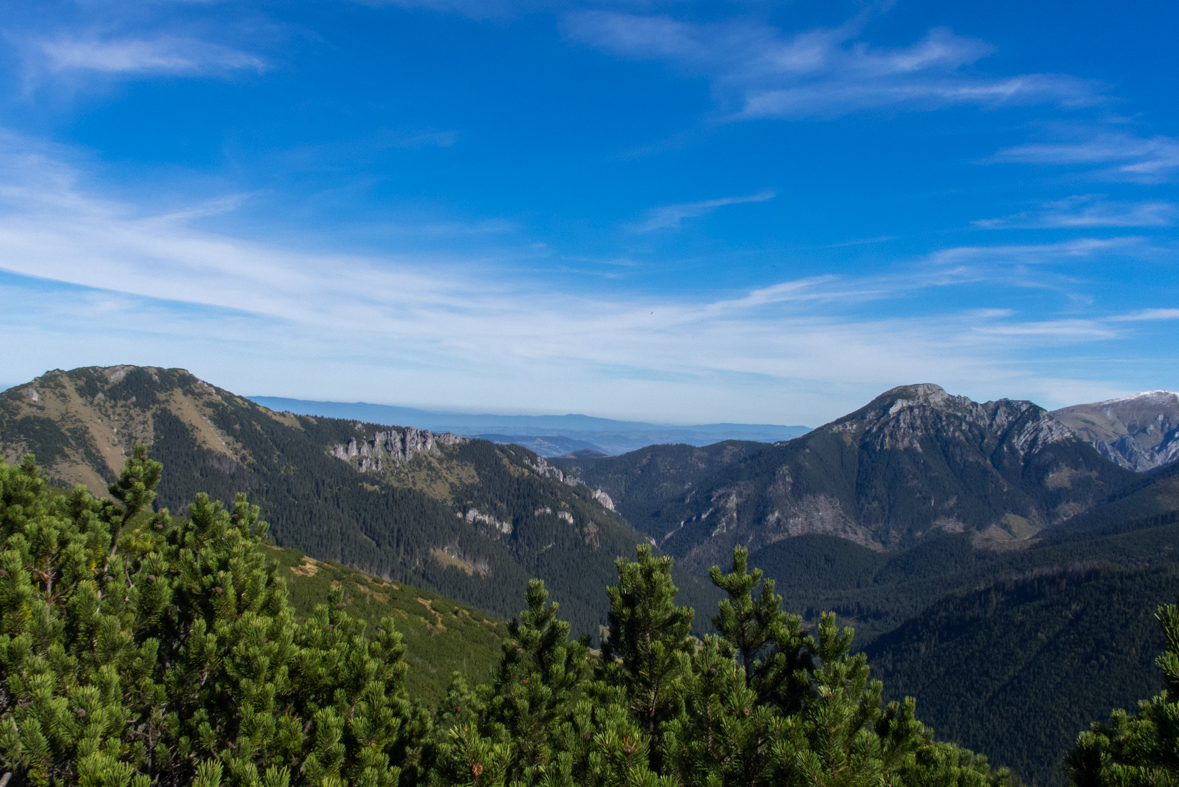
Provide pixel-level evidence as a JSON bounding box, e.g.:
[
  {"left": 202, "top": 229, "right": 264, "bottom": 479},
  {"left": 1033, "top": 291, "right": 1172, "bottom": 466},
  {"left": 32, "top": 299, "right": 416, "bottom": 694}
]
[
  {"left": 461, "top": 507, "right": 513, "bottom": 536},
  {"left": 331, "top": 427, "right": 467, "bottom": 471},
  {"left": 590, "top": 488, "right": 615, "bottom": 511},
  {"left": 327, "top": 424, "right": 623, "bottom": 522},
  {"left": 523, "top": 455, "right": 580, "bottom": 487}
]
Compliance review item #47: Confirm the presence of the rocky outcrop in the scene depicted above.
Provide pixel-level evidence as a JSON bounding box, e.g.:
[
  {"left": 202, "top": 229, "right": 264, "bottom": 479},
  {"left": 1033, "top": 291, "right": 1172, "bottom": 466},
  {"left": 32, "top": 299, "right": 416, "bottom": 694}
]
[
  {"left": 763, "top": 493, "right": 875, "bottom": 547},
  {"left": 462, "top": 507, "right": 513, "bottom": 535},
  {"left": 843, "top": 384, "right": 1076, "bottom": 457},
  {"left": 1053, "top": 391, "right": 1179, "bottom": 472},
  {"left": 523, "top": 455, "right": 580, "bottom": 487},
  {"left": 591, "top": 488, "right": 615, "bottom": 511},
  {"left": 331, "top": 426, "right": 467, "bottom": 471},
  {"left": 523, "top": 456, "right": 616, "bottom": 511}
]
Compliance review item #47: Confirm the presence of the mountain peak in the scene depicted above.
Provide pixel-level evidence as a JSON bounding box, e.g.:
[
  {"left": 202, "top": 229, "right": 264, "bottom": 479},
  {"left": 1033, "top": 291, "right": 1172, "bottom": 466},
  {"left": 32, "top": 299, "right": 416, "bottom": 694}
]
[
  {"left": 879, "top": 383, "right": 950, "bottom": 403},
  {"left": 828, "top": 384, "right": 1077, "bottom": 459}
]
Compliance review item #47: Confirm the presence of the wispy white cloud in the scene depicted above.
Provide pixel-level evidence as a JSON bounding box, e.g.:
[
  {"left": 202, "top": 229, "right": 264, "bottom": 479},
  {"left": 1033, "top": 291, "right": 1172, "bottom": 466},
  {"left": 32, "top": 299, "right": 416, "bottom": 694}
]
[
  {"left": 928, "top": 236, "right": 1145, "bottom": 266},
  {"left": 563, "top": 14, "right": 1099, "bottom": 119},
  {"left": 36, "top": 35, "right": 265, "bottom": 76},
  {"left": 1109, "top": 308, "right": 1179, "bottom": 322},
  {"left": 993, "top": 132, "right": 1179, "bottom": 183},
  {"left": 975, "top": 196, "right": 1177, "bottom": 229},
  {"left": 632, "top": 189, "right": 775, "bottom": 232},
  {"left": 971, "top": 319, "right": 1116, "bottom": 339},
  {"left": 0, "top": 135, "right": 1169, "bottom": 423}
]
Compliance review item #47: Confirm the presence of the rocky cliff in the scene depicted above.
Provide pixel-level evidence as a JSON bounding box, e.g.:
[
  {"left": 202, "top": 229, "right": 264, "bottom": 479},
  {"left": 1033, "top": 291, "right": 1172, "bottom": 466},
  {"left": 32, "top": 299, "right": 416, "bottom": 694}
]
[{"left": 1053, "top": 391, "right": 1179, "bottom": 472}]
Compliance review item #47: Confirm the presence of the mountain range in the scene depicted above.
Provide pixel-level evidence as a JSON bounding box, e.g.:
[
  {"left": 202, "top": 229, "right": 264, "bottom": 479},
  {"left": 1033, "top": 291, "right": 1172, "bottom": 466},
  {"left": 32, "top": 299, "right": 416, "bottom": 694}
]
[
  {"left": 556, "top": 383, "right": 1138, "bottom": 572},
  {"left": 7, "top": 366, "right": 1179, "bottom": 785}
]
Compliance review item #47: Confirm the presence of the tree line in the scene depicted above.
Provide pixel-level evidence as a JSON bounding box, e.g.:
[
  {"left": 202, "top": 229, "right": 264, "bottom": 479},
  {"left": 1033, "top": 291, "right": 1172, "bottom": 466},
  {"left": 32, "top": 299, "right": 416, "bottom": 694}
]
[{"left": 1, "top": 449, "right": 1174, "bottom": 786}]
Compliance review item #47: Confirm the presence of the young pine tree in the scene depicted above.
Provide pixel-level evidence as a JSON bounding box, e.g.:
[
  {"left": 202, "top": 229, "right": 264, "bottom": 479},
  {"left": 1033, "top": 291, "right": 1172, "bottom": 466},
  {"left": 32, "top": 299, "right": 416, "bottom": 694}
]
[
  {"left": 709, "top": 546, "right": 816, "bottom": 714},
  {"left": 600, "top": 545, "right": 695, "bottom": 739},
  {"left": 482, "top": 579, "right": 589, "bottom": 780}
]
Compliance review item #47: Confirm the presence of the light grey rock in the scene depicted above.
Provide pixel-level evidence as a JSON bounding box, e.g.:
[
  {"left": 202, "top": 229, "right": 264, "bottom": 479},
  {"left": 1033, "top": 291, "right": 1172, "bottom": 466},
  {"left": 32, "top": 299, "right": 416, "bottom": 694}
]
[
  {"left": 591, "top": 488, "right": 615, "bottom": 511},
  {"left": 329, "top": 427, "right": 468, "bottom": 471},
  {"left": 1053, "top": 391, "right": 1179, "bottom": 472}
]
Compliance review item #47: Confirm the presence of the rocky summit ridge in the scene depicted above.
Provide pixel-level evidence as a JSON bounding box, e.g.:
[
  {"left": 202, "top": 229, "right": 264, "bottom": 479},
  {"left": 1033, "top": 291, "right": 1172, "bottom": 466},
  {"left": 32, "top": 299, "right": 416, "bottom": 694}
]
[
  {"left": 332, "top": 427, "right": 468, "bottom": 472},
  {"left": 565, "top": 383, "right": 1135, "bottom": 573},
  {"left": 832, "top": 384, "right": 1076, "bottom": 457},
  {"left": 1053, "top": 391, "right": 1179, "bottom": 472}
]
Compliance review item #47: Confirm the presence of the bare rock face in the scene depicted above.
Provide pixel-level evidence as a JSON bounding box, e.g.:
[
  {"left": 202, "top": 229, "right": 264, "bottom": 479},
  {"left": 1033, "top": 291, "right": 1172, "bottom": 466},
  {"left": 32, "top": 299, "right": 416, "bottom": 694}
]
[
  {"left": 462, "top": 507, "right": 513, "bottom": 535},
  {"left": 591, "top": 488, "right": 615, "bottom": 511},
  {"left": 330, "top": 427, "right": 468, "bottom": 470},
  {"left": 523, "top": 455, "right": 580, "bottom": 487},
  {"left": 1053, "top": 391, "right": 1179, "bottom": 472},
  {"left": 845, "top": 384, "right": 1076, "bottom": 457}
]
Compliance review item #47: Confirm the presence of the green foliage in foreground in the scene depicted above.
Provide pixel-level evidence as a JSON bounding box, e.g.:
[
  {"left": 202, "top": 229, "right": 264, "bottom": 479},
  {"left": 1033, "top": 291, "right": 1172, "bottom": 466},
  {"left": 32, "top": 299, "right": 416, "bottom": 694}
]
[
  {"left": 7, "top": 447, "right": 1168, "bottom": 787},
  {"left": 1, "top": 449, "right": 425, "bottom": 787}
]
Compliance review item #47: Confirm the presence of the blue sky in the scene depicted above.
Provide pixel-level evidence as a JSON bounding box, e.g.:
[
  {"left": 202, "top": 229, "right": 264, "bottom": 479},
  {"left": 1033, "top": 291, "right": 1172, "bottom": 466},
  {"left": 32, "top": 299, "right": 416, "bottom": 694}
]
[{"left": 0, "top": 0, "right": 1176, "bottom": 425}]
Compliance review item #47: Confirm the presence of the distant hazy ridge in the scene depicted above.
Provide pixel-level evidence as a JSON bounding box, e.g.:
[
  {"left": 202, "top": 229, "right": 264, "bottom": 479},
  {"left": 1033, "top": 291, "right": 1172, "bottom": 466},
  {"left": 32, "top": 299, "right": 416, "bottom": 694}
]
[{"left": 248, "top": 395, "right": 811, "bottom": 456}]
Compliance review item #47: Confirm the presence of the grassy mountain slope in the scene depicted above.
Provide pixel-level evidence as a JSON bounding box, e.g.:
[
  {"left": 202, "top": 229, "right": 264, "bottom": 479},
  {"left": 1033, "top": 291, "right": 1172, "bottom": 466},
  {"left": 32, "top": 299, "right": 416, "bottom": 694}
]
[{"left": 0, "top": 365, "right": 715, "bottom": 638}]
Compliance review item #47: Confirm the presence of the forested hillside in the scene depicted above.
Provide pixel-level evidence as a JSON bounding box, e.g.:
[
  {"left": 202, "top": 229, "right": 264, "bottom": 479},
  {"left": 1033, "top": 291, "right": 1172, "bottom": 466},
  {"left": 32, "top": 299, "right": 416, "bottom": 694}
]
[
  {"left": 552, "top": 440, "right": 769, "bottom": 527},
  {"left": 747, "top": 511, "right": 1179, "bottom": 642},
  {"left": 0, "top": 365, "right": 716, "bottom": 637},
  {"left": 866, "top": 565, "right": 1178, "bottom": 787},
  {"left": 740, "top": 513, "right": 1179, "bottom": 783}
]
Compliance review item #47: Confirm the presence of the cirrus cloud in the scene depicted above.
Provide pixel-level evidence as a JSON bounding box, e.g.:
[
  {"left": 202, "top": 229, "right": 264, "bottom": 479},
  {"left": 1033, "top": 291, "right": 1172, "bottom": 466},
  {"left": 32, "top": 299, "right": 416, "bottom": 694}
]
[
  {"left": 36, "top": 35, "right": 266, "bottom": 77},
  {"left": 563, "top": 13, "right": 1100, "bottom": 119},
  {"left": 631, "top": 189, "right": 776, "bottom": 232},
  {"left": 993, "top": 132, "right": 1179, "bottom": 183},
  {"left": 0, "top": 133, "right": 1168, "bottom": 423}
]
